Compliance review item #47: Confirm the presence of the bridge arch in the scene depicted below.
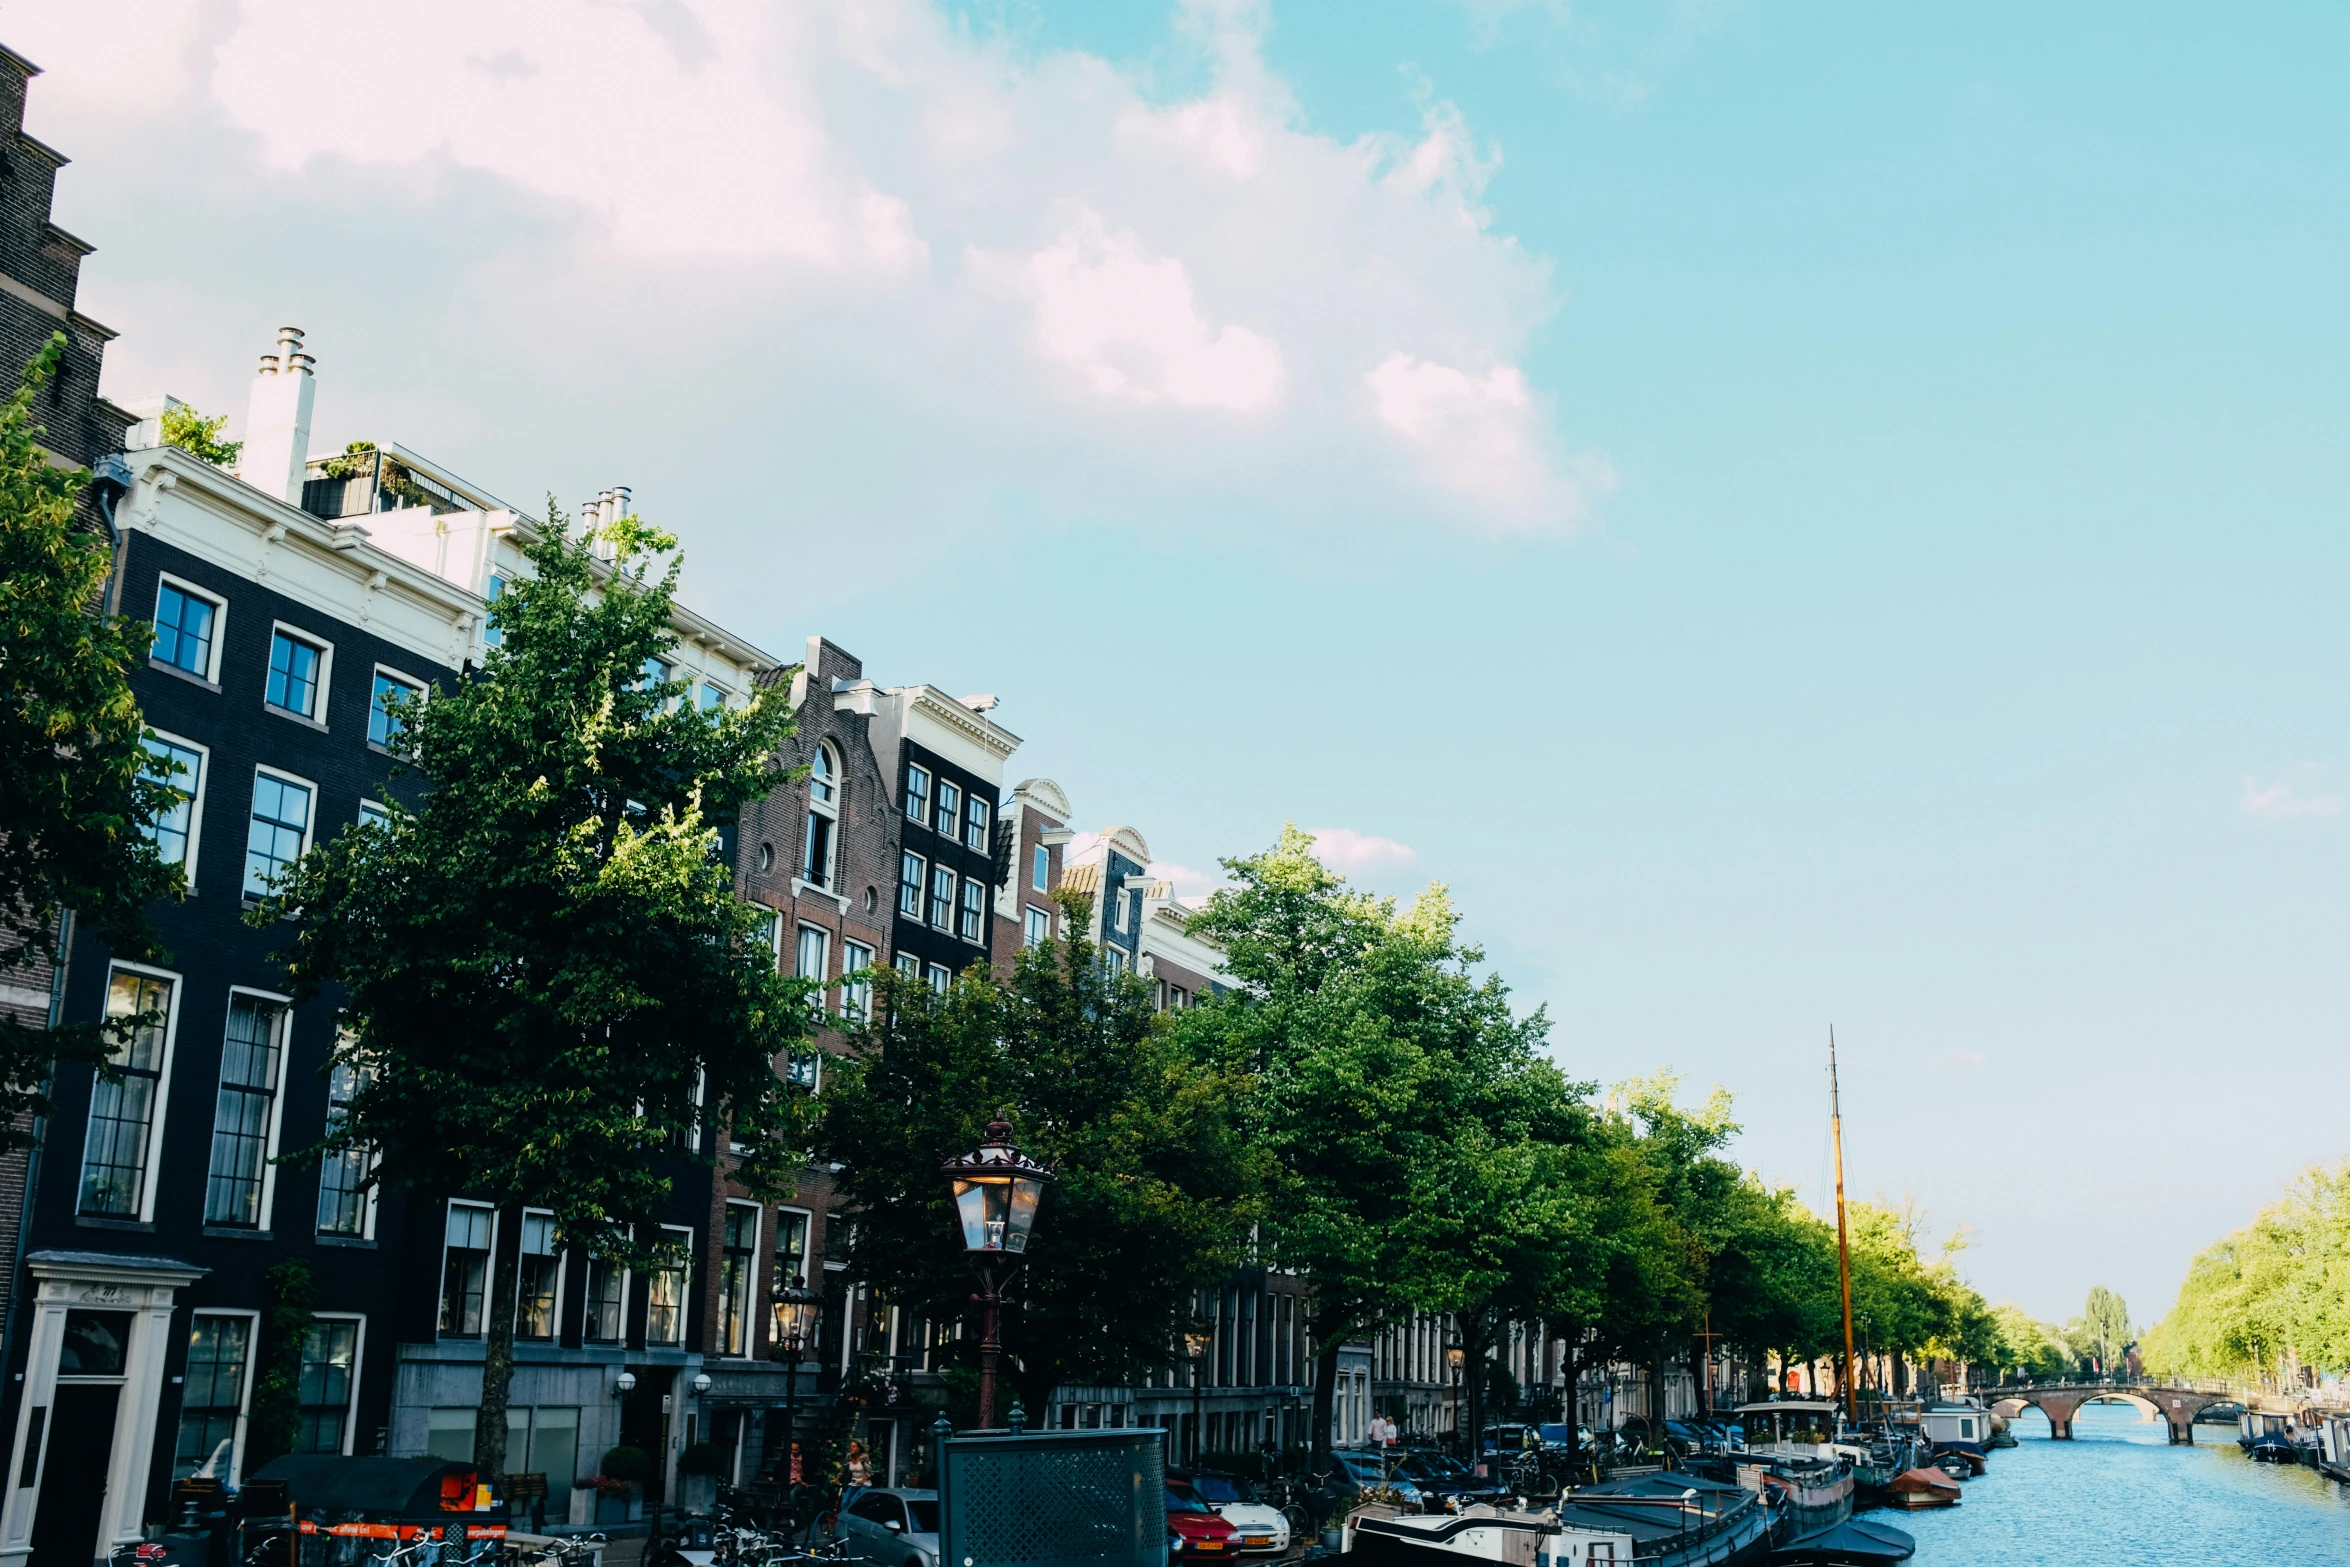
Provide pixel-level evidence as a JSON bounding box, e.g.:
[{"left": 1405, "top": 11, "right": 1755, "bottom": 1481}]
[{"left": 1983, "top": 1384, "right": 2230, "bottom": 1444}]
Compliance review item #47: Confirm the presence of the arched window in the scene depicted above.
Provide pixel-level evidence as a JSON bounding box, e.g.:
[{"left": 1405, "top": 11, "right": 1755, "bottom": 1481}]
[{"left": 802, "top": 742, "right": 840, "bottom": 889}]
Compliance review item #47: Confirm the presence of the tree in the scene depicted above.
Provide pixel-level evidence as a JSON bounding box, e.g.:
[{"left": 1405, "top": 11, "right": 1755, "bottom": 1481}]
[
  {"left": 2070, "top": 1286, "right": 2132, "bottom": 1376},
  {"left": 158, "top": 402, "right": 241, "bottom": 467},
  {"left": 245, "top": 1260, "right": 317, "bottom": 1470},
  {"left": 815, "top": 902, "right": 1264, "bottom": 1417},
  {"left": 0, "top": 331, "right": 181, "bottom": 1145},
  {"left": 258, "top": 505, "right": 810, "bottom": 1481}
]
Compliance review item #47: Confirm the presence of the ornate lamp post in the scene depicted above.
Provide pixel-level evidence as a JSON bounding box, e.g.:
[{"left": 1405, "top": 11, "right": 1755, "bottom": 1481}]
[
  {"left": 941, "top": 1117, "right": 1053, "bottom": 1429},
  {"left": 1445, "top": 1344, "right": 1466, "bottom": 1458},
  {"left": 1186, "top": 1331, "right": 1211, "bottom": 1467},
  {"left": 773, "top": 1285, "right": 817, "bottom": 1469}
]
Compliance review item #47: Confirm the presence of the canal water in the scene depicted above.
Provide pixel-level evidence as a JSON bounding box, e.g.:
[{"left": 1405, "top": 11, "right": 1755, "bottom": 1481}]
[{"left": 1894, "top": 1399, "right": 2350, "bottom": 1562}]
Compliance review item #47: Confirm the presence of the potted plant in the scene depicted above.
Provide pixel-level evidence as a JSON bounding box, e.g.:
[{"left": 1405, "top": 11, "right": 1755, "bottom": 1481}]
[
  {"left": 587, "top": 1445, "right": 652, "bottom": 1523},
  {"left": 678, "top": 1440, "right": 729, "bottom": 1512}
]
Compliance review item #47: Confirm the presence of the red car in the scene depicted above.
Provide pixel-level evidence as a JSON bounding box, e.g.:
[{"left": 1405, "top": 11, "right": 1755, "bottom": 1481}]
[{"left": 1166, "top": 1483, "right": 1239, "bottom": 1560}]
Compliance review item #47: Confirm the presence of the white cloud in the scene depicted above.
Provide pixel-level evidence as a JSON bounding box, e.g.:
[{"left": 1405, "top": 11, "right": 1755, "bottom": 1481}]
[
  {"left": 1305, "top": 827, "right": 1418, "bottom": 876},
  {"left": 1147, "top": 861, "right": 1227, "bottom": 900},
  {"left": 9, "top": 0, "right": 1608, "bottom": 582},
  {"left": 2241, "top": 771, "right": 2344, "bottom": 822}
]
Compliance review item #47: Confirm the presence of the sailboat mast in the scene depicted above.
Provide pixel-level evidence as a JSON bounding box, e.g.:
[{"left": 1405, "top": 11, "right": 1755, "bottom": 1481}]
[{"left": 1830, "top": 1027, "right": 1857, "bottom": 1428}]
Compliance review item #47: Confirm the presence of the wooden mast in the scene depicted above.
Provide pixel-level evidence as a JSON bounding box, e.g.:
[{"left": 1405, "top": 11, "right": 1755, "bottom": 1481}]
[{"left": 1830, "top": 1026, "right": 1857, "bottom": 1428}]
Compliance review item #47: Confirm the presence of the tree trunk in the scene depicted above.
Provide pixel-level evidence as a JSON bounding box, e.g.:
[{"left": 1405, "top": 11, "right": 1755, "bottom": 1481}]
[
  {"left": 475, "top": 1200, "right": 525, "bottom": 1483},
  {"left": 1309, "top": 1328, "right": 1342, "bottom": 1461}
]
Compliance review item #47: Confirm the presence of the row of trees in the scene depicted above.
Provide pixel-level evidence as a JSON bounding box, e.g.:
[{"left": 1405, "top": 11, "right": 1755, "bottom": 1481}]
[
  {"left": 815, "top": 825, "right": 2040, "bottom": 1448},
  {"left": 2144, "top": 1162, "right": 2350, "bottom": 1385}
]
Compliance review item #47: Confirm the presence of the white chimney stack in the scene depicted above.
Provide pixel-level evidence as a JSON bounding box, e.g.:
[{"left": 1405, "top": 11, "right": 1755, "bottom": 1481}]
[{"left": 236, "top": 326, "right": 315, "bottom": 505}]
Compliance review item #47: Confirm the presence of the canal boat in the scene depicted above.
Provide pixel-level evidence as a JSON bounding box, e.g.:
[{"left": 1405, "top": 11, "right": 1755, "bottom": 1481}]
[
  {"left": 1344, "top": 1480, "right": 1773, "bottom": 1567},
  {"left": 1767, "top": 1517, "right": 1917, "bottom": 1566},
  {"left": 2315, "top": 1413, "right": 2350, "bottom": 1483},
  {"left": 1915, "top": 1404, "right": 1990, "bottom": 1471},
  {"left": 2239, "top": 1410, "right": 2302, "bottom": 1462},
  {"left": 1880, "top": 1469, "right": 1959, "bottom": 1510}
]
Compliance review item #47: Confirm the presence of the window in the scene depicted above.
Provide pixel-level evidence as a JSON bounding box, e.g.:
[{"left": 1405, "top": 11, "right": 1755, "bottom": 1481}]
[
  {"left": 140, "top": 734, "right": 205, "bottom": 871},
  {"left": 751, "top": 909, "right": 780, "bottom": 967},
  {"left": 175, "top": 1315, "right": 252, "bottom": 1480},
  {"left": 928, "top": 864, "right": 954, "bottom": 930},
  {"left": 357, "top": 800, "right": 390, "bottom": 830},
  {"left": 926, "top": 963, "right": 951, "bottom": 995},
  {"left": 904, "top": 765, "right": 930, "bottom": 825},
  {"left": 700, "top": 682, "right": 728, "bottom": 713},
  {"left": 720, "top": 1203, "right": 759, "bottom": 1357},
  {"left": 244, "top": 771, "right": 313, "bottom": 897},
  {"left": 1105, "top": 947, "right": 1127, "bottom": 976},
  {"left": 936, "top": 779, "right": 962, "bottom": 839},
  {"left": 369, "top": 670, "right": 423, "bottom": 748},
  {"left": 787, "top": 1047, "right": 822, "bottom": 1093},
  {"left": 1169, "top": 986, "right": 1190, "bottom": 1010},
  {"left": 583, "top": 1258, "right": 626, "bottom": 1342},
  {"left": 894, "top": 952, "right": 920, "bottom": 978},
  {"left": 1032, "top": 844, "right": 1050, "bottom": 891},
  {"left": 774, "top": 1209, "right": 810, "bottom": 1290},
  {"left": 1025, "top": 907, "right": 1051, "bottom": 949},
  {"left": 517, "top": 1211, "right": 561, "bottom": 1340},
  {"left": 802, "top": 810, "right": 834, "bottom": 890},
  {"left": 266, "top": 628, "right": 327, "bottom": 720},
  {"left": 797, "top": 926, "right": 831, "bottom": 998},
  {"left": 645, "top": 1226, "right": 690, "bottom": 1345},
  {"left": 441, "top": 1202, "right": 494, "bottom": 1336},
  {"left": 1109, "top": 889, "right": 1127, "bottom": 933},
  {"left": 899, "top": 852, "right": 925, "bottom": 918},
  {"left": 154, "top": 579, "right": 222, "bottom": 680},
  {"left": 966, "top": 795, "right": 990, "bottom": 852},
  {"left": 958, "top": 878, "right": 984, "bottom": 942},
  {"left": 78, "top": 968, "right": 174, "bottom": 1218},
  {"left": 483, "top": 573, "right": 507, "bottom": 646},
  {"left": 204, "top": 995, "right": 285, "bottom": 1227},
  {"left": 316, "top": 1060, "right": 373, "bottom": 1237},
  {"left": 811, "top": 742, "right": 838, "bottom": 807},
  {"left": 841, "top": 942, "right": 874, "bottom": 1024},
  {"left": 640, "top": 656, "right": 671, "bottom": 690},
  {"left": 803, "top": 742, "right": 839, "bottom": 888},
  {"left": 296, "top": 1319, "right": 360, "bottom": 1454}
]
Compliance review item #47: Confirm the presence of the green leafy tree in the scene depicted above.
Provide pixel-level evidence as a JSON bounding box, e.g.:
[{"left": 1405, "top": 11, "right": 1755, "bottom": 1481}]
[
  {"left": 158, "top": 402, "right": 241, "bottom": 467},
  {"left": 816, "top": 902, "right": 1265, "bottom": 1416},
  {"left": 0, "top": 331, "right": 182, "bottom": 1143},
  {"left": 258, "top": 505, "right": 810, "bottom": 1481}
]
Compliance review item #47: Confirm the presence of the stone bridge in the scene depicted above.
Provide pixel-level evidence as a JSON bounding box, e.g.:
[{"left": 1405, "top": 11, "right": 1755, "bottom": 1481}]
[{"left": 1984, "top": 1384, "right": 2236, "bottom": 1445}]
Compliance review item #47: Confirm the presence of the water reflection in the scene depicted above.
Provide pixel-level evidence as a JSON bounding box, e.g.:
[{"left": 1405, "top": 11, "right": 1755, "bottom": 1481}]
[{"left": 1896, "top": 1400, "right": 2350, "bottom": 1564}]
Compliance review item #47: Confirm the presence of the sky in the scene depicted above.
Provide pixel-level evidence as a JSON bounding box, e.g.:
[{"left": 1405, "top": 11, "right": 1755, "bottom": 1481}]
[{"left": 12, "top": 0, "right": 2350, "bottom": 1330}]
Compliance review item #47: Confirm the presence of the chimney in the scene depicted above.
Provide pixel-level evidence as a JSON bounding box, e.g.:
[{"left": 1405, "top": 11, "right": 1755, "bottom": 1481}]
[{"left": 236, "top": 326, "right": 315, "bottom": 505}]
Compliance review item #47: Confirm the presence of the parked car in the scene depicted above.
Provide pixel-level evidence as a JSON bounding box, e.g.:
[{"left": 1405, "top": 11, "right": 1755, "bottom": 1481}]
[
  {"left": 1165, "top": 1482, "right": 1240, "bottom": 1560},
  {"left": 1188, "top": 1475, "right": 1291, "bottom": 1555},
  {"left": 836, "top": 1487, "right": 941, "bottom": 1567},
  {"left": 1397, "top": 1451, "right": 1506, "bottom": 1512},
  {"left": 1330, "top": 1448, "right": 1427, "bottom": 1510}
]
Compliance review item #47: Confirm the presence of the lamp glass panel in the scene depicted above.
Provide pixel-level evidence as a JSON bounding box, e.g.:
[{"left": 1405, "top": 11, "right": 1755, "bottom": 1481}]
[
  {"left": 953, "top": 1175, "right": 1012, "bottom": 1252},
  {"left": 1003, "top": 1175, "right": 1044, "bottom": 1253}
]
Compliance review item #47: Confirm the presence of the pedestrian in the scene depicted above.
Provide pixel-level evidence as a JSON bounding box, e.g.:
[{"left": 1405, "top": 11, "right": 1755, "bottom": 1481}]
[{"left": 847, "top": 1438, "right": 872, "bottom": 1486}]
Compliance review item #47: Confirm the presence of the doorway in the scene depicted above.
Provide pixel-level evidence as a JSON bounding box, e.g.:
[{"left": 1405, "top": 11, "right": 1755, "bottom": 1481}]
[
  {"left": 29, "top": 1383, "right": 120, "bottom": 1567},
  {"left": 619, "top": 1368, "right": 676, "bottom": 1505}
]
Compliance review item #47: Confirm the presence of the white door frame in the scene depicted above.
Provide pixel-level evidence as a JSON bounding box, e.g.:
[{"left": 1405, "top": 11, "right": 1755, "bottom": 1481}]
[{"left": 0, "top": 1252, "right": 207, "bottom": 1567}]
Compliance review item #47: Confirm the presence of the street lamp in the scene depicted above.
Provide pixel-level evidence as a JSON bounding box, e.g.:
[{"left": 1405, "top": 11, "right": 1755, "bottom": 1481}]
[
  {"left": 773, "top": 1284, "right": 817, "bottom": 1465},
  {"left": 941, "top": 1116, "right": 1053, "bottom": 1430},
  {"left": 1186, "top": 1331, "right": 1211, "bottom": 1468},
  {"left": 1446, "top": 1345, "right": 1466, "bottom": 1458}
]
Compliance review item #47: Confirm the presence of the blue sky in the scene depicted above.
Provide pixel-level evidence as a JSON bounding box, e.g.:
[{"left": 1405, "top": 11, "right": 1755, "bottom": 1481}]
[{"left": 17, "top": 0, "right": 2350, "bottom": 1327}]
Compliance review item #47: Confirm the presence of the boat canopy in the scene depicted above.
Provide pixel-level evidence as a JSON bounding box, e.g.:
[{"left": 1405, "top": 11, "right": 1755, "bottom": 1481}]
[
  {"left": 1770, "top": 1517, "right": 1917, "bottom": 1565},
  {"left": 1732, "top": 1401, "right": 1839, "bottom": 1416}
]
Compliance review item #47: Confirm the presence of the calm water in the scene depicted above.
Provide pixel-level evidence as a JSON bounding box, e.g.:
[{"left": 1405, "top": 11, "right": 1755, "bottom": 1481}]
[{"left": 1892, "top": 1400, "right": 2350, "bottom": 1563}]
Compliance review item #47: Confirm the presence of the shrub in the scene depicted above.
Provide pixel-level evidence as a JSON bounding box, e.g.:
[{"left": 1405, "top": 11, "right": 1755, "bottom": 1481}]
[{"left": 600, "top": 1444, "right": 652, "bottom": 1483}]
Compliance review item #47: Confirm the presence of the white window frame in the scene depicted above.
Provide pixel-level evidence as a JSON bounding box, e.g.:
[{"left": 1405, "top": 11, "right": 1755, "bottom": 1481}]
[
  {"left": 180, "top": 1307, "right": 262, "bottom": 1486},
  {"left": 935, "top": 778, "right": 962, "bottom": 839},
  {"left": 810, "top": 740, "right": 840, "bottom": 808},
  {"left": 207, "top": 985, "right": 293, "bottom": 1230},
  {"left": 581, "top": 1256, "right": 632, "bottom": 1346},
  {"left": 357, "top": 799, "right": 390, "bottom": 830},
  {"left": 841, "top": 941, "right": 875, "bottom": 1024},
  {"left": 244, "top": 765, "right": 318, "bottom": 899},
  {"left": 904, "top": 764, "right": 931, "bottom": 825},
  {"left": 894, "top": 952, "right": 920, "bottom": 979},
  {"left": 772, "top": 1205, "right": 814, "bottom": 1290},
  {"left": 958, "top": 877, "right": 984, "bottom": 943},
  {"left": 80, "top": 959, "right": 184, "bottom": 1224},
  {"left": 513, "top": 1207, "right": 567, "bottom": 1342},
  {"left": 263, "top": 621, "right": 335, "bottom": 726},
  {"left": 965, "top": 795, "right": 990, "bottom": 852},
  {"left": 899, "top": 852, "right": 926, "bottom": 920},
  {"left": 301, "top": 1313, "right": 368, "bottom": 1456},
  {"left": 926, "top": 963, "right": 951, "bottom": 994},
  {"left": 1024, "top": 906, "right": 1051, "bottom": 949},
  {"left": 928, "top": 864, "right": 954, "bottom": 931},
  {"left": 720, "top": 1200, "right": 763, "bottom": 1359},
  {"left": 153, "top": 571, "right": 227, "bottom": 684},
  {"left": 140, "top": 728, "right": 210, "bottom": 882},
  {"left": 367, "top": 663, "right": 426, "bottom": 751},
  {"left": 315, "top": 1046, "right": 379, "bottom": 1241},
  {"left": 645, "top": 1223, "right": 694, "bottom": 1347},
  {"left": 440, "top": 1200, "right": 500, "bottom": 1339},
  {"left": 1032, "top": 844, "right": 1049, "bottom": 892},
  {"left": 796, "top": 925, "right": 832, "bottom": 1012}
]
